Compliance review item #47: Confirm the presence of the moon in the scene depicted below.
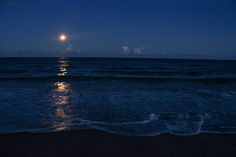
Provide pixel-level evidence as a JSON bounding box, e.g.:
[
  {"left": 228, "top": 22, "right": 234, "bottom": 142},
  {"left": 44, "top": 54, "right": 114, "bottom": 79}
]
[{"left": 59, "top": 34, "right": 67, "bottom": 42}]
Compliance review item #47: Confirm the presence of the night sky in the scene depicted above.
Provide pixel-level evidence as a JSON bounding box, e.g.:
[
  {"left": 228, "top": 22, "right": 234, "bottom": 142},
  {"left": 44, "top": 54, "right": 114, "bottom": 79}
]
[{"left": 0, "top": 0, "right": 236, "bottom": 59}]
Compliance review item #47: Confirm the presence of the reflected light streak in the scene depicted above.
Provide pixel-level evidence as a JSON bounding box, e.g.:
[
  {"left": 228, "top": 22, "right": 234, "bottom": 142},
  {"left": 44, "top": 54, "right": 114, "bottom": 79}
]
[
  {"left": 57, "top": 60, "right": 69, "bottom": 76},
  {"left": 54, "top": 82, "right": 70, "bottom": 93},
  {"left": 51, "top": 58, "right": 73, "bottom": 131},
  {"left": 53, "top": 122, "right": 67, "bottom": 132}
]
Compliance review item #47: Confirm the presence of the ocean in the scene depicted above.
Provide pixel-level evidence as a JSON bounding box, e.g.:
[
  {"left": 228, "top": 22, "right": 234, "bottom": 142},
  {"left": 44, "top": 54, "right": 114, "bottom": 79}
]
[{"left": 0, "top": 57, "right": 236, "bottom": 136}]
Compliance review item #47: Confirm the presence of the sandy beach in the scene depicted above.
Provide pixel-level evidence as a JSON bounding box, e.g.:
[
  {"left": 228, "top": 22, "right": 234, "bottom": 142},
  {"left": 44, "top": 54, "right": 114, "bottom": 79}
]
[{"left": 1, "top": 130, "right": 236, "bottom": 157}]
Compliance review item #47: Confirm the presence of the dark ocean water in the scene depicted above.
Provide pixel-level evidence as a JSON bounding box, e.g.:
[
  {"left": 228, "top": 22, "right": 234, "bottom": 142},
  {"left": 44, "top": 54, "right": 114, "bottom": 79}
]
[{"left": 0, "top": 57, "right": 236, "bottom": 136}]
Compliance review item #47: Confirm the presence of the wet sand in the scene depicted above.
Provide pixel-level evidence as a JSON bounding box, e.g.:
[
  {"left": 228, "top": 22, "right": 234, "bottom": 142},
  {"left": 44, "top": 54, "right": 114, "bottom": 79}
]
[{"left": 0, "top": 130, "right": 236, "bottom": 157}]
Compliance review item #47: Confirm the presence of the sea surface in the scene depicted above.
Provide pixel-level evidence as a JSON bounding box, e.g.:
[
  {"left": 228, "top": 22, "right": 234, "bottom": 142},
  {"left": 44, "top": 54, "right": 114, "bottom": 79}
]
[{"left": 0, "top": 57, "right": 236, "bottom": 136}]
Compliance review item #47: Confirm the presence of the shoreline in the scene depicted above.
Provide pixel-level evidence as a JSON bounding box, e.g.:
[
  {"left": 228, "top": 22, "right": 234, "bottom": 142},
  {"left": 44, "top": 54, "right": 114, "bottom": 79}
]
[{"left": 1, "top": 129, "right": 236, "bottom": 157}]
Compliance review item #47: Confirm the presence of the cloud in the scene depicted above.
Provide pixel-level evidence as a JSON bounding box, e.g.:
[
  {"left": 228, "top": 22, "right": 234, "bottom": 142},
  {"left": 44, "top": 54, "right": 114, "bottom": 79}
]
[
  {"left": 67, "top": 44, "right": 73, "bottom": 51},
  {"left": 69, "top": 30, "right": 106, "bottom": 39},
  {"left": 134, "top": 47, "right": 145, "bottom": 54},
  {"left": 66, "top": 44, "right": 80, "bottom": 53},
  {"left": 122, "top": 46, "right": 145, "bottom": 55},
  {"left": 122, "top": 46, "right": 131, "bottom": 54}
]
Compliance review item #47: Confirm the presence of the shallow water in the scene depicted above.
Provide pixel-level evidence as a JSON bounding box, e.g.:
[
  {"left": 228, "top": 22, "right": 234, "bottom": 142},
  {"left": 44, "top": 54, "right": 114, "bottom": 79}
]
[{"left": 0, "top": 57, "right": 236, "bottom": 136}]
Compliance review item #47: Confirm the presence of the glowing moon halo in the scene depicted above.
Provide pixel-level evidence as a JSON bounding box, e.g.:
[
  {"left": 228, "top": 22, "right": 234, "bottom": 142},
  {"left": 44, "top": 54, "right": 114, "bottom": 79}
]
[{"left": 59, "top": 34, "right": 67, "bottom": 42}]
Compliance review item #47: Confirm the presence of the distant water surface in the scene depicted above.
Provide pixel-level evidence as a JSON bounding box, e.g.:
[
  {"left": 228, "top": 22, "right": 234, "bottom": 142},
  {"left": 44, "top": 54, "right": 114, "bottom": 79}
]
[{"left": 0, "top": 57, "right": 236, "bottom": 136}]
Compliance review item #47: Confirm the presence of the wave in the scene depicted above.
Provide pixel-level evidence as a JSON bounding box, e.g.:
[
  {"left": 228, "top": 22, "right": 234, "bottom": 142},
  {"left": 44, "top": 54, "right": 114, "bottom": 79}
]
[
  {"left": 0, "top": 113, "right": 204, "bottom": 136},
  {"left": 0, "top": 75, "right": 235, "bottom": 84},
  {"left": 81, "top": 113, "right": 205, "bottom": 136},
  {"left": 1, "top": 113, "right": 236, "bottom": 136}
]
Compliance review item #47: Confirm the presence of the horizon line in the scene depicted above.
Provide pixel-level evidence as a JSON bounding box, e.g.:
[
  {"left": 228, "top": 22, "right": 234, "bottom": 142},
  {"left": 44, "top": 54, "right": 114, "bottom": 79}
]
[{"left": 0, "top": 56, "right": 235, "bottom": 61}]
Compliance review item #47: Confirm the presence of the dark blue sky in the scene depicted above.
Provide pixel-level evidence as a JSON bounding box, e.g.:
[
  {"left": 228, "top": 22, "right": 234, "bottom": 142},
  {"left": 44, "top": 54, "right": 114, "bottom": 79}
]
[{"left": 0, "top": 0, "right": 236, "bottom": 59}]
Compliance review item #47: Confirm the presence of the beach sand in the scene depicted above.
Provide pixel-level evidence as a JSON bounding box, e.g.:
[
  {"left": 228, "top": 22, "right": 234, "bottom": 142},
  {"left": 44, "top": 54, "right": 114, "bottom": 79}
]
[{"left": 0, "top": 130, "right": 236, "bottom": 157}]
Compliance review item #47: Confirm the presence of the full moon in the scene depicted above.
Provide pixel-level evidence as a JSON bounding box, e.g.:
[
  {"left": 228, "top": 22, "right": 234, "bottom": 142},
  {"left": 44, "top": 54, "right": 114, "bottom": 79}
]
[{"left": 59, "top": 34, "right": 67, "bottom": 42}]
